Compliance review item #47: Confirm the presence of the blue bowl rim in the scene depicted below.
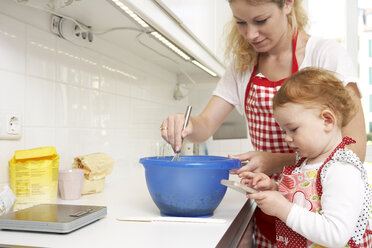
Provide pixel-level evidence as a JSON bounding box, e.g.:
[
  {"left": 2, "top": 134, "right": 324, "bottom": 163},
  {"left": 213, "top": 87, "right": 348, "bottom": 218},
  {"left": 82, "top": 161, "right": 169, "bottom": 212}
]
[{"left": 139, "top": 155, "right": 241, "bottom": 169}]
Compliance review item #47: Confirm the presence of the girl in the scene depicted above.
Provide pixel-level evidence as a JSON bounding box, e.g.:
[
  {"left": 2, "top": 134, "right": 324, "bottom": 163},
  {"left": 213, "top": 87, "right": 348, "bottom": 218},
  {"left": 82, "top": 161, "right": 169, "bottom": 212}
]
[{"left": 243, "top": 67, "right": 372, "bottom": 247}]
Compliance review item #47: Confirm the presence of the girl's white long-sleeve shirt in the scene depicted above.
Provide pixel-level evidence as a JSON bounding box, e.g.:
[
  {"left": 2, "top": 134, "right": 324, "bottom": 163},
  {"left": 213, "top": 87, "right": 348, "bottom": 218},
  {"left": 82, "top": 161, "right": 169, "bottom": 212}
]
[{"left": 286, "top": 160, "right": 364, "bottom": 247}]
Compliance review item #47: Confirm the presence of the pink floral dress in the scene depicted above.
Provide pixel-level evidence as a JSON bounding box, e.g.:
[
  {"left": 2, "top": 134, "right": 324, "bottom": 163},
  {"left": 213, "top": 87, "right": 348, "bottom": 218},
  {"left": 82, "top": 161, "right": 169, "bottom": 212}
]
[{"left": 276, "top": 137, "right": 372, "bottom": 247}]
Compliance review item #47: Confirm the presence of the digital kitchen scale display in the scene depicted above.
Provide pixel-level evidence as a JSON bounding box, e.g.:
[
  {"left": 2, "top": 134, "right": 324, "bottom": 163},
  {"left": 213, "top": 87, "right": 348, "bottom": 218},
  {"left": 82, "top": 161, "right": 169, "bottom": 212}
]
[{"left": 0, "top": 204, "right": 107, "bottom": 233}]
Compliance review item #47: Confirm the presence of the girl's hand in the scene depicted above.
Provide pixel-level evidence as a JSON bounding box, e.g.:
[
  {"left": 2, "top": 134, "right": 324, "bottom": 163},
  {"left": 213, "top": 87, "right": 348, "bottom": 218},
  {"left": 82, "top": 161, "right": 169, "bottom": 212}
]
[
  {"left": 248, "top": 191, "right": 292, "bottom": 222},
  {"left": 160, "top": 114, "right": 193, "bottom": 152},
  {"left": 240, "top": 171, "right": 276, "bottom": 191}
]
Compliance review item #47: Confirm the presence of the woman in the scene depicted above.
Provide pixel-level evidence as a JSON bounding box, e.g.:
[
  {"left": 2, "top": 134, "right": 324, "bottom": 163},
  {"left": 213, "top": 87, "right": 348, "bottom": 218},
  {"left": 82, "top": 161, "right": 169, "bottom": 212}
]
[{"left": 160, "top": 0, "right": 366, "bottom": 246}]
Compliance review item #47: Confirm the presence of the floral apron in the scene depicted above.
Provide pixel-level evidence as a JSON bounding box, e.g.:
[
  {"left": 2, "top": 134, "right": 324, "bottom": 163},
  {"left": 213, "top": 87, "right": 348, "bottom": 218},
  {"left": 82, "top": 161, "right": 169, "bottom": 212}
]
[
  {"left": 276, "top": 137, "right": 372, "bottom": 247},
  {"left": 244, "top": 34, "right": 298, "bottom": 247}
]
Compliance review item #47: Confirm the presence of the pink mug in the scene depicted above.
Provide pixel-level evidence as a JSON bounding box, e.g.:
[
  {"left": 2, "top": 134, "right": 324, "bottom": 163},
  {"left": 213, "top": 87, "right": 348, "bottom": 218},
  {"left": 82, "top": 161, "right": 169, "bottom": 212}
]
[{"left": 58, "top": 169, "right": 85, "bottom": 200}]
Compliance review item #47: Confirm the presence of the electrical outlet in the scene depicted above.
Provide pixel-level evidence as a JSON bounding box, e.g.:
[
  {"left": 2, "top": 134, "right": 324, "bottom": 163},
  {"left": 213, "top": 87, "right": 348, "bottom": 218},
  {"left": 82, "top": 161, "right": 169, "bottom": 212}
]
[
  {"left": 0, "top": 111, "right": 21, "bottom": 140},
  {"left": 50, "top": 15, "right": 93, "bottom": 46},
  {"left": 51, "top": 15, "right": 62, "bottom": 35}
]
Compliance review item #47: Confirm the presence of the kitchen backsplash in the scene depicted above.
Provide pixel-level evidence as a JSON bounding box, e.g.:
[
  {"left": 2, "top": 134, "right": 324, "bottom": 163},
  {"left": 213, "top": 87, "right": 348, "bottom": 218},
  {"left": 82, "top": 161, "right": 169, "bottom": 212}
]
[{"left": 0, "top": 2, "right": 252, "bottom": 184}]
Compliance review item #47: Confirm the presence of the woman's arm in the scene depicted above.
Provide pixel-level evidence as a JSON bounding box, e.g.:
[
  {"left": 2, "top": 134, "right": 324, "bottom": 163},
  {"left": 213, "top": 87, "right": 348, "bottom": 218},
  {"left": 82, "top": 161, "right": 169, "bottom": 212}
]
[
  {"left": 343, "top": 83, "right": 366, "bottom": 162},
  {"left": 186, "top": 96, "right": 234, "bottom": 143},
  {"left": 231, "top": 152, "right": 296, "bottom": 176},
  {"left": 161, "top": 96, "right": 234, "bottom": 152}
]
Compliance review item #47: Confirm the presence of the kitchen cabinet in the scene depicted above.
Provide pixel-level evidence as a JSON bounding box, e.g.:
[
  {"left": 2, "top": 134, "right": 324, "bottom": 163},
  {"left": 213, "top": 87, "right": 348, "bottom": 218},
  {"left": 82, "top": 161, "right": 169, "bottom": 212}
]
[
  {"left": 123, "top": 0, "right": 227, "bottom": 76},
  {"left": 151, "top": 0, "right": 232, "bottom": 61},
  {"left": 0, "top": 163, "right": 255, "bottom": 248}
]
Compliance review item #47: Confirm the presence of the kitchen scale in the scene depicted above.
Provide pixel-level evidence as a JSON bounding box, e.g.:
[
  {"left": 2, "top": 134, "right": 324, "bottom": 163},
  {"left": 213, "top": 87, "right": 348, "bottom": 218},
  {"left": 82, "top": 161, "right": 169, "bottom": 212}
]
[{"left": 0, "top": 204, "right": 107, "bottom": 233}]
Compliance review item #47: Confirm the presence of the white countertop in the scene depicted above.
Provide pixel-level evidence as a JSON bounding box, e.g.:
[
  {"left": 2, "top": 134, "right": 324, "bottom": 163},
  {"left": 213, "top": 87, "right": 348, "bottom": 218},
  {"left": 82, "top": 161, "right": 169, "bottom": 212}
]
[{"left": 0, "top": 163, "right": 248, "bottom": 248}]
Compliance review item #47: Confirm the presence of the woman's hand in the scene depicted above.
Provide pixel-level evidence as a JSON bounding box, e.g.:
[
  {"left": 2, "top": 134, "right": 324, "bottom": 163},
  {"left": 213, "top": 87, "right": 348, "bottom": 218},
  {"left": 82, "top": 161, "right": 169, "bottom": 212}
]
[
  {"left": 240, "top": 171, "right": 277, "bottom": 191},
  {"left": 229, "top": 151, "right": 296, "bottom": 176},
  {"left": 160, "top": 97, "right": 234, "bottom": 152},
  {"left": 160, "top": 113, "right": 193, "bottom": 152},
  {"left": 248, "top": 191, "right": 292, "bottom": 222}
]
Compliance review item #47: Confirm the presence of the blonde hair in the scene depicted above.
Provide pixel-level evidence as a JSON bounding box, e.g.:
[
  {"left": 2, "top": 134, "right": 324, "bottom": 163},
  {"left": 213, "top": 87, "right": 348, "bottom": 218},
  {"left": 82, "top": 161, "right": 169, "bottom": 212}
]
[
  {"left": 225, "top": 0, "right": 308, "bottom": 71},
  {"left": 272, "top": 67, "right": 356, "bottom": 128}
]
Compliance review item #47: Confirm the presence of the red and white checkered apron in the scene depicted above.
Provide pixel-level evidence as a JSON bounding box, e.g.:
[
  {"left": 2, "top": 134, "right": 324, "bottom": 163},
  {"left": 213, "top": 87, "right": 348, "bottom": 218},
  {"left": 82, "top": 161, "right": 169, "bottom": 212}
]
[
  {"left": 244, "top": 34, "right": 298, "bottom": 248},
  {"left": 276, "top": 137, "right": 372, "bottom": 247}
]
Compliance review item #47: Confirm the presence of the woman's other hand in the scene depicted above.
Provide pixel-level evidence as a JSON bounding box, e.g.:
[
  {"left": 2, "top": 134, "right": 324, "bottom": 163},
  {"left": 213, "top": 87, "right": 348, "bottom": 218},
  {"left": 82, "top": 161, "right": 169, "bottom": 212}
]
[
  {"left": 229, "top": 151, "right": 296, "bottom": 176},
  {"left": 160, "top": 113, "right": 193, "bottom": 152}
]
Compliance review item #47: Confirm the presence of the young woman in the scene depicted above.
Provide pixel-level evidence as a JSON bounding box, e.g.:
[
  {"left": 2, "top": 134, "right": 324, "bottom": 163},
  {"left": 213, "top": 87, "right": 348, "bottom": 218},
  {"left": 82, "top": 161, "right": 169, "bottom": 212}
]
[
  {"left": 242, "top": 67, "right": 372, "bottom": 247},
  {"left": 160, "top": 0, "right": 366, "bottom": 246}
]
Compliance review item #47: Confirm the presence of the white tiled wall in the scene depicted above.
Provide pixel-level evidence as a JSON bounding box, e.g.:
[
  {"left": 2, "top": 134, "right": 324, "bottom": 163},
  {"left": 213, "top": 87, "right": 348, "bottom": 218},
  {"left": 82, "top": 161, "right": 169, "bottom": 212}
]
[
  {"left": 0, "top": 5, "right": 186, "bottom": 183},
  {"left": 0, "top": 1, "right": 253, "bottom": 184}
]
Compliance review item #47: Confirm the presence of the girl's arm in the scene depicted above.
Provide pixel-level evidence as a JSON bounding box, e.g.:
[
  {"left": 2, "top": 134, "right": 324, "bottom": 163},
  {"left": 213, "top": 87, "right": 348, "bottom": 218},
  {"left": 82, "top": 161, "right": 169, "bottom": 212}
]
[{"left": 248, "top": 191, "right": 293, "bottom": 222}]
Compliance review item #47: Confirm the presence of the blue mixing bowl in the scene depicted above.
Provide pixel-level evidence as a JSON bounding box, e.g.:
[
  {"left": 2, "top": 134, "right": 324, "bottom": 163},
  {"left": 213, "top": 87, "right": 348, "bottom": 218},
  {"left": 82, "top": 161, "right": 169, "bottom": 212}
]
[{"left": 139, "top": 155, "right": 241, "bottom": 217}]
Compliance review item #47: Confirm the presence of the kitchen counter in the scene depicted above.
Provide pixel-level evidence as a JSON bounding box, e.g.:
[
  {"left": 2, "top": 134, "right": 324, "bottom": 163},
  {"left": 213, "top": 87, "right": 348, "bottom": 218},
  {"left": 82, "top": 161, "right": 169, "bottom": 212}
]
[{"left": 0, "top": 163, "right": 254, "bottom": 248}]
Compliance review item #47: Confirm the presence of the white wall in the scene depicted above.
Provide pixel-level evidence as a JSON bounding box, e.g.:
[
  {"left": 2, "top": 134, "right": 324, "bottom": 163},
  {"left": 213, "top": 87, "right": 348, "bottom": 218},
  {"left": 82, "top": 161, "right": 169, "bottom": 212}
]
[
  {"left": 0, "top": 0, "right": 252, "bottom": 185},
  {"left": 0, "top": 1, "right": 188, "bottom": 184}
]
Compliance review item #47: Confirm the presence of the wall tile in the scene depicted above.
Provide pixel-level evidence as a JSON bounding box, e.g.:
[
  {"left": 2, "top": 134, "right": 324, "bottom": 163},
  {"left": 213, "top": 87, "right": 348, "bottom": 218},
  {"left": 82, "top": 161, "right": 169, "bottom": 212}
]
[
  {"left": 55, "top": 38, "right": 81, "bottom": 86},
  {"left": 100, "top": 57, "right": 119, "bottom": 94},
  {"left": 0, "top": 14, "right": 26, "bottom": 73},
  {"left": 26, "top": 26, "right": 56, "bottom": 80},
  {"left": 115, "top": 77, "right": 133, "bottom": 97},
  {"left": 0, "top": 70, "right": 25, "bottom": 112},
  {"left": 115, "top": 96, "right": 131, "bottom": 128},
  {"left": 78, "top": 88, "right": 100, "bottom": 128},
  {"left": 99, "top": 91, "right": 116, "bottom": 129},
  {"left": 54, "top": 128, "right": 82, "bottom": 170},
  {"left": 80, "top": 48, "right": 100, "bottom": 89},
  {"left": 23, "top": 127, "right": 55, "bottom": 149},
  {"left": 55, "top": 83, "right": 80, "bottom": 127},
  {"left": 107, "top": 129, "right": 132, "bottom": 161},
  {"left": 78, "top": 129, "right": 107, "bottom": 155},
  {"left": 24, "top": 76, "right": 55, "bottom": 127}
]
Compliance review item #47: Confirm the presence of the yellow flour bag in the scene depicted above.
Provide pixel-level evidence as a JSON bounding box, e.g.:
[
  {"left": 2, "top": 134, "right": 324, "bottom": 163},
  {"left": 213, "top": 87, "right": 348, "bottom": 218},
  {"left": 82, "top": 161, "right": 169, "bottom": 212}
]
[{"left": 9, "top": 146, "right": 59, "bottom": 210}]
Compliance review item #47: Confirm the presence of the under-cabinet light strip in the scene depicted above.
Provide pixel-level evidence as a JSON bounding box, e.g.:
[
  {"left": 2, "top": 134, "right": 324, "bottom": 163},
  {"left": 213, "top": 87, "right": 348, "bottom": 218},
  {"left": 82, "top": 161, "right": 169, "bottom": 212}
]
[
  {"left": 110, "top": 0, "right": 218, "bottom": 77},
  {"left": 191, "top": 60, "right": 217, "bottom": 77},
  {"left": 150, "top": 31, "right": 191, "bottom": 61},
  {"left": 111, "top": 0, "right": 149, "bottom": 28}
]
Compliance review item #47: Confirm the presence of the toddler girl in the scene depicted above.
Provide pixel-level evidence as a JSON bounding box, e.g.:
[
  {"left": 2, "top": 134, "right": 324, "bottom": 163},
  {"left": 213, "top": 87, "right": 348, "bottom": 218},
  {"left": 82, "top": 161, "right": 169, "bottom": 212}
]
[{"left": 242, "top": 67, "right": 372, "bottom": 247}]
